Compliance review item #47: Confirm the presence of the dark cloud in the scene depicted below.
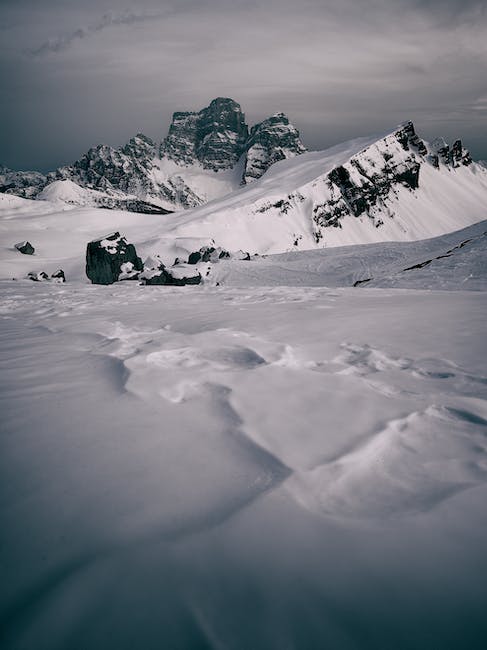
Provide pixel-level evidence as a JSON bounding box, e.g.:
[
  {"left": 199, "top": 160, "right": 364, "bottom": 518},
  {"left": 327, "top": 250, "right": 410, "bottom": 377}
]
[{"left": 0, "top": 0, "right": 486, "bottom": 171}]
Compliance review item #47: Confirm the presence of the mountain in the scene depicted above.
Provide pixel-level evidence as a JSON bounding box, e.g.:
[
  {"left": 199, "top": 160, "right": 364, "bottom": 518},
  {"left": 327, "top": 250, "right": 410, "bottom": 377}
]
[
  {"left": 160, "top": 97, "right": 249, "bottom": 171},
  {"left": 2, "top": 121, "right": 486, "bottom": 284},
  {"left": 154, "top": 121, "right": 487, "bottom": 255},
  {"left": 0, "top": 164, "right": 47, "bottom": 199},
  {"left": 243, "top": 112, "right": 307, "bottom": 184},
  {"left": 0, "top": 98, "right": 307, "bottom": 211}
]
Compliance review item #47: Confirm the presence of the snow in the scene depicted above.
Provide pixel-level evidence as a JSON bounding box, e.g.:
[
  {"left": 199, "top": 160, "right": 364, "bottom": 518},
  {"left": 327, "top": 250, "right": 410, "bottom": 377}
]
[
  {"left": 208, "top": 220, "right": 487, "bottom": 290},
  {"left": 1, "top": 278, "right": 486, "bottom": 648},
  {"left": 161, "top": 135, "right": 487, "bottom": 255},
  {"left": 153, "top": 154, "right": 246, "bottom": 205},
  {"left": 37, "top": 179, "right": 127, "bottom": 207}
]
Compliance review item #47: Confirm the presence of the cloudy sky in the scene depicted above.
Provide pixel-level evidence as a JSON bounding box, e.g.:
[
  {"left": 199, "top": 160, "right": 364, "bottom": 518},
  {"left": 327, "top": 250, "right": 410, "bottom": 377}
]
[{"left": 1, "top": 0, "right": 486, "bottom": 171}]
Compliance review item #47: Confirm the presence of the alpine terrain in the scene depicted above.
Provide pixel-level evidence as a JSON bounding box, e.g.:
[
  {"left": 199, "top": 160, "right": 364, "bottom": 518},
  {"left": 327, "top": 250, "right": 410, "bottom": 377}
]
[{"left": 1, "top": 105, "right": 487, "bottom": 650}]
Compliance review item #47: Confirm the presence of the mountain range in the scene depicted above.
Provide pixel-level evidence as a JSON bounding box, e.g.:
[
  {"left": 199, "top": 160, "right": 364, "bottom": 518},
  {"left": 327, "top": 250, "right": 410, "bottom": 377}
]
[
  {"left": 0, "top": 98, "right": 306, "bottom": 212},
  {"left": 1, "top": 98, "right": 486, "bottom": 271}
]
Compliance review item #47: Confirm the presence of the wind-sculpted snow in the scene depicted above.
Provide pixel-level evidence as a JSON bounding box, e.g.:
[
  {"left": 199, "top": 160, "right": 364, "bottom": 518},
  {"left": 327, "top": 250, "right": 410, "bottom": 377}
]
[{"left": 1, "top": 281, "right": 486, "bottom": 649}]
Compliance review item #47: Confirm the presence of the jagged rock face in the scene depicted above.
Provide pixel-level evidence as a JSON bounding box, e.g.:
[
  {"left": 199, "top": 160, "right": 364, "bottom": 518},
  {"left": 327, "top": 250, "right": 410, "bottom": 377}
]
[
  {"left": 430, "top": 138, "right": 472, "bottom": 168},
  {"left": 243, "top": 113, "right": 306, "bottom": 184},
  {"left": 0, "top": 165, "right": 47, "bottom": 198},
  {"left": 52, "top": 134, "right": 157, "bottom": 196},
  {"left": 161, "top": 97, "right": 248, "bottom": 171},
  {"left": 161, "top": 112, "right": 199, "bottom": 166},
  {"left": 1, "top": 99, "right": 308, "bottom": 211},
  {"left": 86, "top": 232, "right": 143, "bottom": 285},
  {"left": 196, "top": 98, "right": 248, "bottom": 170},
  {"left": 254, "top": 120, "right": 475, "bottom": 240},
  {"left": 310, "top": 122, "right": 425, "bottom": 232}
]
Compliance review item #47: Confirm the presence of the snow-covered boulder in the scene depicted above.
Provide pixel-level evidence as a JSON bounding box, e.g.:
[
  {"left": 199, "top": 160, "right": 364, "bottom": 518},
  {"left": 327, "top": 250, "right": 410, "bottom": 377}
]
[
  {"left": 187, "top": 246, "right": 232, "bottom": 264},
  {"left": 140, "top": 255, "right": 201, "bottom": 286},
  {"left": 27, "top": 271, "right": 49, "bottom": 282},
  {"left": 51, "top": 269, "right": 66, "bottom": 283},
  {"left": 15, "top": 241, "right": 35, "bottom": 255},
  {"left": 86, "top": 232, "right": 143, "bottom": 285}
]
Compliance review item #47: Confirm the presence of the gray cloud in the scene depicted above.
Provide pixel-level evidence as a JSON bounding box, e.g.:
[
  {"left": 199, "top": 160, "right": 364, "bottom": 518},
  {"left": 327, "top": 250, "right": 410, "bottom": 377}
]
[
  {"left": 0, "top": 0, "right": 486, "bottom": 171},
  {"left": 27, "top": 10, "right": 165, "bottom": 56}
]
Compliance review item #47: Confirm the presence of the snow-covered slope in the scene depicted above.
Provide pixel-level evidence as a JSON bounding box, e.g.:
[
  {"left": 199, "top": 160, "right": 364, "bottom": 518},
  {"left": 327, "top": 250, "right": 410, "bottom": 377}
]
[
  {"left": 1, "top": 188, "right": 486, "bottom": 291},
  {"left": 154, "top": 122, "right": 487, "bottom": 255},
  {"left": 208, "top": 220, "right": 487, "bottom": 291},
  {"left": 37, "top": 179, "right": 120, "bottom": 206}
]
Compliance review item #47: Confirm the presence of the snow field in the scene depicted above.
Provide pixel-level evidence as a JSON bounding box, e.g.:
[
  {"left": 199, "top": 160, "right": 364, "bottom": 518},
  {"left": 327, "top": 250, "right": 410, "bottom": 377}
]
[{"left": 1, "top": 279, "right": 487, "bottom": 648}]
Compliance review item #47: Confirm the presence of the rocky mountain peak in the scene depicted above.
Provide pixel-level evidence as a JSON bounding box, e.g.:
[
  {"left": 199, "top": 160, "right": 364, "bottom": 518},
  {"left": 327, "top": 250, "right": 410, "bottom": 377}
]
[
  {"left": 243, "top": 112, "right": 307, "bottom": 184},
  {"left": 196, "top": 98, "right": 248, "bottom": 171},
  {"left": 160, "top": 97, "right": 248, "bottom": 171}
]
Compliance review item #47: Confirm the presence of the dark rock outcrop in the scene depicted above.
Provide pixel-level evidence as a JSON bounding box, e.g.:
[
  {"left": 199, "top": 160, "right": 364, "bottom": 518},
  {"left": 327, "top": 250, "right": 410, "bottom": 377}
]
[
  {"left": 243, "top": 113, "right": 306, "bottom": 183},
  {"left": 51, "top": 269, "right": 66, "bottom": 283},
  {"left": 2, "top": 99, "right": 308, "bottom": 210},
  {"left": 1, "top": 165, "right": 47, "bottom": 198},
  {"left": 161, "top": 97, "right": 249, "bottom": 171},
  {"left": 53, "top": 134, "right": 159, "bottom": 198},
  {"left": 311, "top": 123, "right": 426, "bottom": 233},
  {"left": 140, "top": 255, "right": 201, "bottom": 285},
  {"left": 430, "top": 137, "right": 472, "bottom": 168},
  {"left": 187, "top": 245, "right": 233, "bottom": 264},
  {"left": 27, "top": 271, "right": 49, "bottom": 282},
  {"left": 86, "top": 232, "right": 143, "bottom": 285},
  {"left": 15, "top": 241, "right": 35, "bottom": 255}
]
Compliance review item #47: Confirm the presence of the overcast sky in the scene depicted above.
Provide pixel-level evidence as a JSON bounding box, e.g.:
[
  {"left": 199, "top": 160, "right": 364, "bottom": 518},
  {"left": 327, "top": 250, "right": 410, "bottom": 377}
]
[{"left": 1, "top": 0, "right": 486, "bottom": 171}]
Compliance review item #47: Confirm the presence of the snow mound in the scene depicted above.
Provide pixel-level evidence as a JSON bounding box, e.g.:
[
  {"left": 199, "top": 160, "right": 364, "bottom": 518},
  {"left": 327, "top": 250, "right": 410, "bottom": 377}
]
[{"left": 37, "top": 179, "right": 93, "bottom": 204}]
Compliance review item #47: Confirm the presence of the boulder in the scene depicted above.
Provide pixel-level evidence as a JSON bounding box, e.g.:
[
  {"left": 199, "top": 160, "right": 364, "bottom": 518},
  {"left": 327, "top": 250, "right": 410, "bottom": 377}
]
[
  {"left": 51, "top": 269, "right": 66, "bottom": 283},
  {"left": 15, "top": 241, "right": 35, "bottom": 255},
  {"left": 187, "top": 245, "right": 231, "bottom": 264},
  {"left": 86, "top": 232, "right": 143, "bottom": 285},
  {"left": 140, "top": 256, "right": 201, "bottom": 286},
  {"left": 27, "top": 271, "right": 49, "bottom": 282},
  {"left": 235, "top": 250, "right": 251, "bottom": 261}
]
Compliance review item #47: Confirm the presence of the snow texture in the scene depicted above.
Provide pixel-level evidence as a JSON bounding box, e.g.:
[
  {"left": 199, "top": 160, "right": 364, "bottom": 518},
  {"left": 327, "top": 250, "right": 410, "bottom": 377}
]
[{"left": 1, "top": 277, "right": 486, "bottom": 649}]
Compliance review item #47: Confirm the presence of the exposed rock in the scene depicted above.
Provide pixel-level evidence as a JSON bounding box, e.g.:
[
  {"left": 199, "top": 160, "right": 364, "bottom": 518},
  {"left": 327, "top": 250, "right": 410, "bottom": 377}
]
[
  {"left": 243, "top": 113, "right": 306, "bottom": 184},
  {"left": 161, "top": 97, "right": 249, "bottom": 171},
  {"left": 15, "top": 241, "right": 35, "bottom": 255},
  {"left": 51, "top": 269, "right": 66, "bottom": 283},
  {"left": 140, "top": 255, "right": 201, "bottom": 285},
  {"left": 430, "top": 137, "right": 473, "bottom": 169},
  {"left": 310, "top": 123, "right": 425, "bottom": 232},
  {"left": 27, "top": 271, "right": 49, "bottom": 282},
  {"left": 0, "top": 165, "right": 47, "bottom": 198},
  {"left": 235, "top": 250, "right": 251, "bottom": 261},
  {"left": 2, "top": 99, "right": 308, "bottom": 211},
  {"left": 188, "top": 250, "right": 202, "bottom": 265},
  {"left": 451, "top": 140, "right": 472, "bottom": 167},
  {"left": 187, "top": 245, "right": 232, "bottom": 264},
  {"left": 53, "top": 134, "right": 158, "bottom": 197},
  {"left": 86, "top": 232, "right": 143, "bottom": 285}
]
